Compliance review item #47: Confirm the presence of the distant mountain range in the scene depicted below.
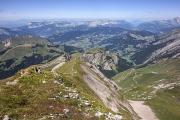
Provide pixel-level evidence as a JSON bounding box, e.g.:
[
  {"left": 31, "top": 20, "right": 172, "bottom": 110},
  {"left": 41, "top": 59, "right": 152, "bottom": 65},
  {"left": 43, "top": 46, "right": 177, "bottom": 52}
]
[
  {"left": 1, "top": 17, "right": 180, "bottom": 32},
  {"left": 137, "top": 17, "right": 180, "bottom": 33},
  {"left": 0, "top": 17, "right": 180, "bottom": 78}
]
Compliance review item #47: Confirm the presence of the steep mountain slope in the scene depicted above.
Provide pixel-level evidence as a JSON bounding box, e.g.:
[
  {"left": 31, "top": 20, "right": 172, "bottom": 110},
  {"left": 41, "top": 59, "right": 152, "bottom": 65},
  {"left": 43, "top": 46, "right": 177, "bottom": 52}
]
[
  {"left": 80, "top": 62, "right": 139, "bottom": 119},
  {"left": 113, "top": 59, "right": 180, "bottom": 120},
  {"left": 132, "top": 29, "right": 180, "bottom": 64}
]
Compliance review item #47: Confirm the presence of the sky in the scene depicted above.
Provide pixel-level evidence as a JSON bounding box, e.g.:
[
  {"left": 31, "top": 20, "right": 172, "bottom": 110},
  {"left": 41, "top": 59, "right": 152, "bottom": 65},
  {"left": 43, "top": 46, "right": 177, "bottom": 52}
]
[{"left": 0, "top": 0, "right": 180, "bottom": 20}]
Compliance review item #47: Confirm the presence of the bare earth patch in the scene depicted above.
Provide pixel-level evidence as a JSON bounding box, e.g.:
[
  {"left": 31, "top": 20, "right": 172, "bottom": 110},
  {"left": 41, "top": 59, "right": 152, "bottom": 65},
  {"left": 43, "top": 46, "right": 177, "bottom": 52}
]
[{"left": 129, "top": 100, "right": 158, "bottom": 120}]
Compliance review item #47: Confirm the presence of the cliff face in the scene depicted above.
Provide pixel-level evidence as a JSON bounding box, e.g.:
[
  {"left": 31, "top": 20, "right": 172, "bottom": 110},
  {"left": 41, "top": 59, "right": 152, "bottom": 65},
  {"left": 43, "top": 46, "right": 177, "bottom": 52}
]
[
  {"left": 132, "top": 29, "right": 180, "bottom": 64},
  {"left": 81, "top": 50, "right": 132, "bottom": 77},
  {"left": 82, "top": 52, "right": 117, "bottom": 70},
  {"left": 145, "top": 29, "right": 180, "bottom": 63}
]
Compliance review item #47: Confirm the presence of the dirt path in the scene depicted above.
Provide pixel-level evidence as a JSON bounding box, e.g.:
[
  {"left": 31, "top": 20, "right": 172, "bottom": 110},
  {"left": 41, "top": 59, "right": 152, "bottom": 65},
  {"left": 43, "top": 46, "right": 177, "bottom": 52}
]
[
  {"left": 41, "top": 56, "right": 65, "bottom": 69},
  {"left": 6, "top": 55, "right": 66, "bottom": 85},
  {"left": 129, "top": 100, "right": 158, "bottom": 120},
  {"left": 39, "top": 55, "right": 66, "bottom": 76},
  {"left": 51, "top": 61, "right": 66, "bottom": 76},
  {"left": 50, "top": 56, "right": 66, "bottom": 76}
]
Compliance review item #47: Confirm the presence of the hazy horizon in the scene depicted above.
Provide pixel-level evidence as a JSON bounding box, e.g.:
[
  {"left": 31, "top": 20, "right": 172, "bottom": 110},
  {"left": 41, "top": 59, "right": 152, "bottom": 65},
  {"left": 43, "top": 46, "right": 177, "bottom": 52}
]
[{"left": 0, "top": 0, "right": 180, "bottom": 21}]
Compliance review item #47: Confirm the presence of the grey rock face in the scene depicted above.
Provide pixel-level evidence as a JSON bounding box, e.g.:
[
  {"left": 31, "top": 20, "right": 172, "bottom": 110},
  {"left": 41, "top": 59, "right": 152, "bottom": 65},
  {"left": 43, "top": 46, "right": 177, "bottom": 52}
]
[
  {"left": 82, "top": 51, "right": 119, "bottom": 71},
  {"left": 81, "top": 50, "right": 133, "bottom": 78},
  {"left": 144, "top": 29, "right": 180, "bottom": 63}
]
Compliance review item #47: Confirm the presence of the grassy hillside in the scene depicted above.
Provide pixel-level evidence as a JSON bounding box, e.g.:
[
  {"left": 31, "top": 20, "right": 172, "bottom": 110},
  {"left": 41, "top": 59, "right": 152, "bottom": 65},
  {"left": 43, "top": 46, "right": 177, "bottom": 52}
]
[
  {"left": 0, "top": 59, "right": 105, "bottom": 119},
  {"left": 113, "top": 59, "right": 180, "bottom": 120},
  {"left": 0, "top": 55, "right": 131, "bottom": 120}
]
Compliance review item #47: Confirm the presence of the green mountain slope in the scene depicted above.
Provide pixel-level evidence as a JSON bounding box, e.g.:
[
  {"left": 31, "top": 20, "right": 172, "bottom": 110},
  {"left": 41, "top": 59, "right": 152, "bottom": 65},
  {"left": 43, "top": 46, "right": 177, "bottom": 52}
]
[
  {"left": 0, "top": 55, "right": 135, "bottom": 120},
  {"left": 113, "top": 59, "right": 180, "bottom": 120},
  {"left": 0, "top": 36, "right": 61, "bottom": 79}
]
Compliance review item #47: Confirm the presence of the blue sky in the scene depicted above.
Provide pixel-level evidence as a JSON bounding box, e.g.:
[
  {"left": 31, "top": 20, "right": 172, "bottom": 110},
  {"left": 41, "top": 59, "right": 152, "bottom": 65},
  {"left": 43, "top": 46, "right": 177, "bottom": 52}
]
[{"left": 0, "top": 0, "right": 180, "bottom": 20}]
